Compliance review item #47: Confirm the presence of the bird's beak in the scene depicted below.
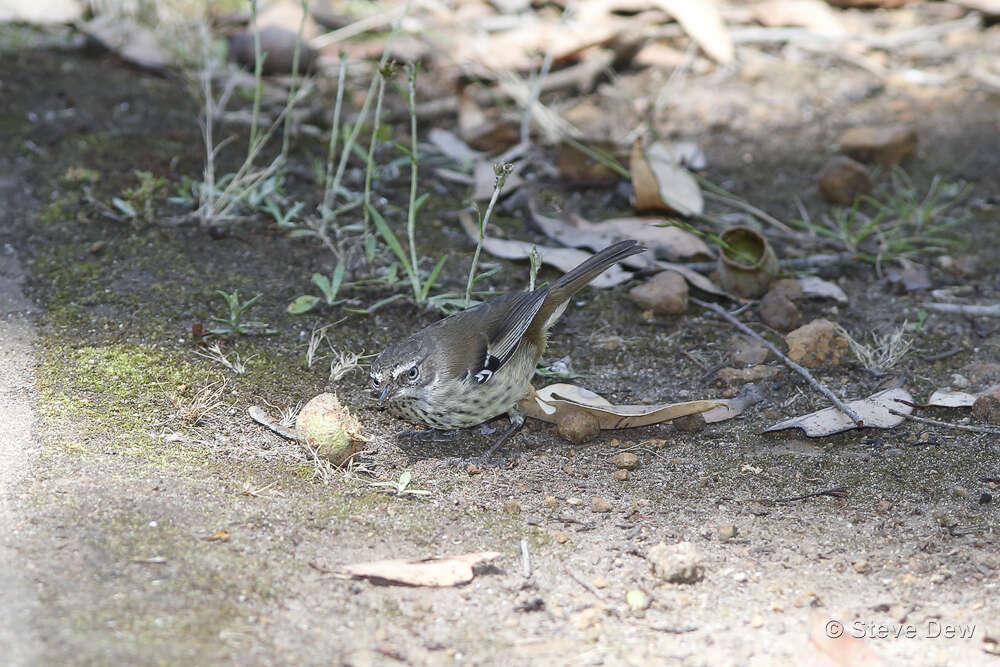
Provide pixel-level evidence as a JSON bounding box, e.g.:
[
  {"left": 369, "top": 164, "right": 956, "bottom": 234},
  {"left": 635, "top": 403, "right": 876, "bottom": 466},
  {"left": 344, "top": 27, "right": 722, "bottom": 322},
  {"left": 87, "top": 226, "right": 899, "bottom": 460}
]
[{"left": 378, "top": 384, "right": 391, "bottom": 404}]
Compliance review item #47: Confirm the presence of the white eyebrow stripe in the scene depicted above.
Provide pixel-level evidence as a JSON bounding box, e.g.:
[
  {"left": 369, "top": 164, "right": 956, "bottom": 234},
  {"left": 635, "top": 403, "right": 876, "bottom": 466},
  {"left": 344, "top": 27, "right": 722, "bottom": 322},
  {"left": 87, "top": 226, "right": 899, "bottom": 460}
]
[{"left": 392, "top": 366, "right": 407, "bottom": 380}]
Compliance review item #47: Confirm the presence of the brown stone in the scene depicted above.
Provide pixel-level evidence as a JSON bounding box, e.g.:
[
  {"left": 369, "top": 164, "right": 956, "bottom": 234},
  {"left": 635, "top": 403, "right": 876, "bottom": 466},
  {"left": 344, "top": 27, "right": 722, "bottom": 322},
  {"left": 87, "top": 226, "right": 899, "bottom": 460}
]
[
  {"left": 759, "top": 290, "right": 801, "bottom": 331},
  {"left": 769, "top": 278, "right": 804, "bottom": 300},
  {"left": 610, "top": 452, "right": 639, "bottom": 470},
  {"left": 628, "top": 271, "right": 688, "bottom": 315},
  {"left": 648, "top": 541, "right": 704, "bottom": 584},
  {"left": 672, "top": 413, "right": 707, "bottom": 432},
  {"left": 785, "top": 319, "right": 850, "bottom": 368},
  {"left": 557, "top": 409, "right": 601, "bottom": 444},
  {"left": 971, "top": 386, "right": 1000, "bottom": 425},
  {"left": 591, "top": 497, "right": 613, "bottom": 513},
  {"left": 817, "top": 156, "right": 873, "bottom": 204},
  {"left": 837, "top": 125, "right": 918, "bottom": 165},
  {"left": 730, "top": 335, "right": 769, "bottom": 366}
]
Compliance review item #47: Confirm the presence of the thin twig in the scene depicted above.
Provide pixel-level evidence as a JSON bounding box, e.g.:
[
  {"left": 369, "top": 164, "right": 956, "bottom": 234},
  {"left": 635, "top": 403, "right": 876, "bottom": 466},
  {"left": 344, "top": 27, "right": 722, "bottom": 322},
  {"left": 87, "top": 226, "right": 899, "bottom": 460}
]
[
  {"left": 888, "top": 409, "right": 1000, "bottom": 436},
  {"left": 700, "top": 187, "right": 795, "bottom": 234},
  {"left": 920, "top": 347, "right": 964, "bottom": 363},
  {"left": 565, "top": 567, "right": 604, "bottom": 601},
  {"left": 520, "top": 538, "right": 531, "bottom": 579},
  {"left": 691, "top": 297, "right": 865, "bottom": 427},
  {"left": 923, "top": 303, "right": 1000, "bottom": 318},
  {"left": 774, "top": 487, "right": 847, "bottom": 503}
]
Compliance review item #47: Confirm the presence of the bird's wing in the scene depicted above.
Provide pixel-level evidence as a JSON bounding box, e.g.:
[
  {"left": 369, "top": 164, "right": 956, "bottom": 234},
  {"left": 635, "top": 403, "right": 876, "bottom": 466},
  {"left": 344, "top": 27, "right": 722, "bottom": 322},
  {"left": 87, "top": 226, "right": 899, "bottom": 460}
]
[{"left": 467, "top": 290, "right": 548, "bottom": 385}]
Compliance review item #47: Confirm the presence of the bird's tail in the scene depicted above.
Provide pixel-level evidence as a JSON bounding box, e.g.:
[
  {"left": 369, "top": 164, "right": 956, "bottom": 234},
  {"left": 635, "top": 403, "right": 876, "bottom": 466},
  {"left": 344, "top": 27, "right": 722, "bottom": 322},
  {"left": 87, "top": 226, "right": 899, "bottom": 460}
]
[
  {"left": 549, "top": 239, "right": 646, "bottom": 299},
  {"left": 531, "top": 240, "right": 646, "bottom": 333}
]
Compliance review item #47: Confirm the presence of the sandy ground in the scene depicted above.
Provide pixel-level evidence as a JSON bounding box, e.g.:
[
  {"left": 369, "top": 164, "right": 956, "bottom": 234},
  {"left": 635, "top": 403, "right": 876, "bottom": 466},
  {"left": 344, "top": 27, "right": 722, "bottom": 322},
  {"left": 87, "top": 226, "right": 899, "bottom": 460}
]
[{"left": 2, "top": 11, "right": 1000, "bottom": 666}]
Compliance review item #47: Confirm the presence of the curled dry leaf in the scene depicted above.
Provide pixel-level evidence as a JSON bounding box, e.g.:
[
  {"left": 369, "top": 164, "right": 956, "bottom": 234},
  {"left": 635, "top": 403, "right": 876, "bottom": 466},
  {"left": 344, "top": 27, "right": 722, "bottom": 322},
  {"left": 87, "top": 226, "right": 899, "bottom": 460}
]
[
  {"left": 631, "top": 140, "right": 705, "bottom": 216},
  {"left": 653, "top": 0, "right": 734, "bottom": 64},
  {"left": 702, "top": 383, "right": 765, "bottom": 423},
  {"left": 529, "top": 203, "right": 713, "bottom": 264},
  {"left": 518, "top": 383, "right": 727, "bottom": 429},
  {"left": 457, "top": 211, "right": 634, "bottom": 288},
  {"left": 763, "top": 386, "right": 914, "bottom": 437},
  {"left": 341, "top": 552, "right": 503, "bottom": 587}
]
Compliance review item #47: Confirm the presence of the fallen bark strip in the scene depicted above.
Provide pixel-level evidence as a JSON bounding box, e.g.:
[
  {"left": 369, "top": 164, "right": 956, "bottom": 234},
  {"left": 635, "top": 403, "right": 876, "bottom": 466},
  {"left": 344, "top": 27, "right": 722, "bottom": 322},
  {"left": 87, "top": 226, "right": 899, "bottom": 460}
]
[{"left": 923, "top": 302, "right": 1000, "bottom": 318}]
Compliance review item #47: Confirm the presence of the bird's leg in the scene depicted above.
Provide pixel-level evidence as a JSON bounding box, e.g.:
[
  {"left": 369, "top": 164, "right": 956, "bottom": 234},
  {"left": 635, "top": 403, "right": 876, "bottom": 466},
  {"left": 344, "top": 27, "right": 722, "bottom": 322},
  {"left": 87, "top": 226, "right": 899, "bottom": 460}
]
[{"left": 481, "top": 408, "right": 525, "bottom": 460}]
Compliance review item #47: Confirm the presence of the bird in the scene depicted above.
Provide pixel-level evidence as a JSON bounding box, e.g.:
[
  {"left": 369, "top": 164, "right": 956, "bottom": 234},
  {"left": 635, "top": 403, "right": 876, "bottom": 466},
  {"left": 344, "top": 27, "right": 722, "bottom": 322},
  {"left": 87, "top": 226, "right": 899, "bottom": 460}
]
[{"left": 368, "top": 239, "right": 646, "bottom": 457}]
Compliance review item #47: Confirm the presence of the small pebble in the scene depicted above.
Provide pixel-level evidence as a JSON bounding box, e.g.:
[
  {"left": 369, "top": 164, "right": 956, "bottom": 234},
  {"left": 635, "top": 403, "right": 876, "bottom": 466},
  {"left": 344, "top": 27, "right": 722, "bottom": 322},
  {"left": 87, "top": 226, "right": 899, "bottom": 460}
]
[
  {"left": 567, "top": 497, "right": 583, "bottom": 507},
  {"left": 717, "top": 524, "right": 738, "bottom": 540},
  {"left": 673, "top": 413, "right": 707, "bottom": 433},
  {"left": 613, "top": 469, "right": 629, "bottom": 481},
  {"left": 503, "top": 500, "right": 521, "bottom": 515},
  {"left": 543, "top": 496, "right": 558, "bottom": 509},
  {"left": 610, "top": 452, "right": 639, "bottom": 470},
  {"left": 648, "top": 541, "right": 704, "bottom": 584},
  {"left": 853, "top": 559, "right": 871, "bottom": 574},
  {"left": 591, "top": 497, "right": 613, "bottom": 513}
]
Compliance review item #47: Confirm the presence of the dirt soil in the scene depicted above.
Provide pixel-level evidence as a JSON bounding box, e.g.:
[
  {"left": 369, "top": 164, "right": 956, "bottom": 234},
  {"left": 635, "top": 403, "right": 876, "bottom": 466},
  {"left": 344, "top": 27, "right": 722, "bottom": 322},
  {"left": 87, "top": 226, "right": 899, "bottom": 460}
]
[{"left": 2, "top": 15, "right": 1000, "bottom": 667}]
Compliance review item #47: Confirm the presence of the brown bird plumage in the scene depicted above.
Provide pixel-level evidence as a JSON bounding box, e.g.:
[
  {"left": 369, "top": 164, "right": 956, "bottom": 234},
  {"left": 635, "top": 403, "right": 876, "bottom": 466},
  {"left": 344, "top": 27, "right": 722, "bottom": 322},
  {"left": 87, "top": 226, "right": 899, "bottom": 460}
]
[{"left": 369, "top": 240, "right": 646, "bottom": 435}]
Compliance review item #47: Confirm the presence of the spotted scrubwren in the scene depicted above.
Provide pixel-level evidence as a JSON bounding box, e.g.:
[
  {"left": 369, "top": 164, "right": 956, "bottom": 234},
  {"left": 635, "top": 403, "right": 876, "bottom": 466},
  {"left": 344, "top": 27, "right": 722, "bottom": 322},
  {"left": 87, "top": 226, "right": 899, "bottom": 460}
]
[{"left": 369, "top": 240, "right": 646, "bottom": 454}]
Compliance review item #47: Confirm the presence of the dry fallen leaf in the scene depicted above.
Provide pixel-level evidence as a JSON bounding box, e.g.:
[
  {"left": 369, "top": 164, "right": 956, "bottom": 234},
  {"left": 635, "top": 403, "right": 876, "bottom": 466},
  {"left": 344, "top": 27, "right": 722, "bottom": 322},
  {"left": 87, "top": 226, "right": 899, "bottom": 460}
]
[
  {"left": 518, "top": 383, "right": 726, "bottom": 429},
  {"left": 529, "top": 204, "right": 712, "bottom": 264},
  {"left": 804, "top": 614, "right": 892, "bottom": 666},
  {"left": 764, "top": 386, "right": 914, "bottom": 437},
  {"left": 427, "top": 127, "right": 483, "bottom": 169},
  {"left": 631, "top": 140, "right": 704, "bottom": 216},
  {"left": 653, "top": 0, "right": 734, "bottom": 64},
  {"left": 798, "top": 276, "right": 849, "bottom": 303},
  {"left": 703, "top": 383, "right": 766, "bottom": 423},
  {"left": 457, "top": 211, "right": 635, "bottom": 288},
  {"left": 752, "top": 0, "right": 847, "bottom": 36},
  {"left": 926, "top": 389, "right": 978, "bottom": 408},
  {"left": 341, "top": 552, "right": 503, "bottom": 587}
]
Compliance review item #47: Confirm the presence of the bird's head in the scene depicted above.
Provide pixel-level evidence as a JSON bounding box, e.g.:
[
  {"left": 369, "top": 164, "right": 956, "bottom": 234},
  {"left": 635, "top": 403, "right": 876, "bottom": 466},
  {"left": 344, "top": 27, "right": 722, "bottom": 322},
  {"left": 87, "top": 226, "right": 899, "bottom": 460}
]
[{"left": 368, "top": 333, "right": 437, "bottom": 406}]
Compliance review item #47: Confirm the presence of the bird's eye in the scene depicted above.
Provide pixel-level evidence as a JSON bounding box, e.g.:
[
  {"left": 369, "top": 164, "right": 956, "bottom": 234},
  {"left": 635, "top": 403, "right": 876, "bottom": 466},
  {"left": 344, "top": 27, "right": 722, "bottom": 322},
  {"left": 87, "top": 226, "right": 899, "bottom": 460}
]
[{"left": 406, "top": 366, "right": 419, "bottom": 381}]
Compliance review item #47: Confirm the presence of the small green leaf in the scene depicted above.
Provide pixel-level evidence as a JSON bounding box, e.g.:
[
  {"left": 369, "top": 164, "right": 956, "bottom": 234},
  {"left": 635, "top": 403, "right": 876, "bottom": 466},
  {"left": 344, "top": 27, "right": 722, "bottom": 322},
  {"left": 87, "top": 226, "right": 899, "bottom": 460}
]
[
  {"left": 413, "top": 192, "right": 430, "bottom": 214},
  {"left": 311, "top": 273, "right": 331, "bottom": 295},
  {"left": 328, "top": 263, "right": 345, "bottom": 303},
  {"left": 393, "top": 142, "right": 414, "bottom": 161},
  {"left": 112, "top": 197, "right": 137, "bottom": 218},
  {"left": 287, "top": 295, "right": 321, "bottom": 314},
  {"left": 419, "top": 254, "right": 448, "bottom": 300},
  {"left": 366, "top": 202, "right": 412, "bottom": 274},
  {"left": 398, "top": 470, "right": 412, "bottom": 489}
]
